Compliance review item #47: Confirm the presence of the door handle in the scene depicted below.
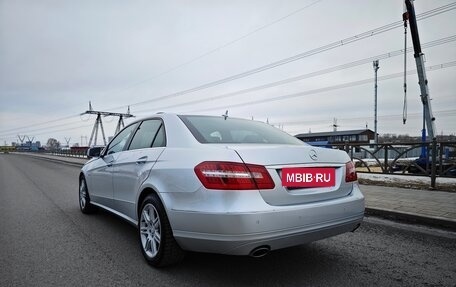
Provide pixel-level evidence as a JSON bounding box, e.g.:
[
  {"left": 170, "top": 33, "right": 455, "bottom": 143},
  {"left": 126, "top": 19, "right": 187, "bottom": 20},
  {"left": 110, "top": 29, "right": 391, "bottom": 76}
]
[{"left": 136, "top": 156, "right": 148, "bottom": 164}]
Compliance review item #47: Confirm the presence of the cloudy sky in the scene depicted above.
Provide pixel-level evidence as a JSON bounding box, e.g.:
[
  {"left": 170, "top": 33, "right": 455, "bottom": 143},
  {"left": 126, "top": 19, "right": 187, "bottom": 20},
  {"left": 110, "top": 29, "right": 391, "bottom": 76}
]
[{"left": 1, "top": 0, "right": 455, "bottom": 146}]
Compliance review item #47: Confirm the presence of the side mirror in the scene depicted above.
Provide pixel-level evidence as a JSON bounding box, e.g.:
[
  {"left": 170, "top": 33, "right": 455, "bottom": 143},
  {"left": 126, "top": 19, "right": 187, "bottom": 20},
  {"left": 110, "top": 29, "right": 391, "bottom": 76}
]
[{"left": 87, "top": 146, "right": 104, "bottom": 159}]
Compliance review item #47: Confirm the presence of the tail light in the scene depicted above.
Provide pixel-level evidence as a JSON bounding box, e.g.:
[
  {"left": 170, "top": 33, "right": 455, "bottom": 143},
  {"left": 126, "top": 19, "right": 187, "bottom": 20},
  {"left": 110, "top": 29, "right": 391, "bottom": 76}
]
[
  {"left": 345, "top": 161, "right": 358, "bottom": 182},
  {"left": 194, "top": 161, "right": 275, "bottom": 190}
]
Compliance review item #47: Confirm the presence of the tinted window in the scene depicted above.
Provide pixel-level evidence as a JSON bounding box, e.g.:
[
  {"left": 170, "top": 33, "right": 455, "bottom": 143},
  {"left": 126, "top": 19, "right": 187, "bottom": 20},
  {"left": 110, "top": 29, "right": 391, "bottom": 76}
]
[
  {"left": 106, "top": 123, "right": 138, "bottom": 154},
  {"left": 179, "top": 115, "right": 303, "bottom": 145},
  {"left": 129, "top": 120, "right": 162, "bottom": 150}
]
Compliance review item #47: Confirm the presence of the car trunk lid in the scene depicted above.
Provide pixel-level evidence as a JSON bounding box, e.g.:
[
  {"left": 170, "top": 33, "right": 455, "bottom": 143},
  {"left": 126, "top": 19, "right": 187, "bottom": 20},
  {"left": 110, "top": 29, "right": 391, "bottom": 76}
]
[{"left": 226, "top": 145, "right": 354, "bottom": 206}]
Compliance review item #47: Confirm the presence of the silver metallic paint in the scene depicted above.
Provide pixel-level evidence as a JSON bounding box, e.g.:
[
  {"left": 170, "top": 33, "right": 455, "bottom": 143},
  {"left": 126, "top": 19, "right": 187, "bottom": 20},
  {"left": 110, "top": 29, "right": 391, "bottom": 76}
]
[{"left": 81, "top": 113, "right": 365, "bottom": 256}]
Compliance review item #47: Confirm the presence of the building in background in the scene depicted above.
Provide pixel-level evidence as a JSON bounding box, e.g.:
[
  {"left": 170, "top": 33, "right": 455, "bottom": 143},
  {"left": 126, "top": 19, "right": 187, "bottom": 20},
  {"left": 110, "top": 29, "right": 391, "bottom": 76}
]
[
  {"left": 295, "top": 129, "right": 375, "bottom": 147},
  {"left": 12, "top": 141, "right": 41, "bottom": 151}
]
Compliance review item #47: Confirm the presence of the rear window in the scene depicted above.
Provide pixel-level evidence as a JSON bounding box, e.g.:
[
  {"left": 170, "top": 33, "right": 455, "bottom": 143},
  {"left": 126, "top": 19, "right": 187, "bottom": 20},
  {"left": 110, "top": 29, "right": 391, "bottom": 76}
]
[{"left": 179, "top": 115, "right": 304, "bottom": 145}]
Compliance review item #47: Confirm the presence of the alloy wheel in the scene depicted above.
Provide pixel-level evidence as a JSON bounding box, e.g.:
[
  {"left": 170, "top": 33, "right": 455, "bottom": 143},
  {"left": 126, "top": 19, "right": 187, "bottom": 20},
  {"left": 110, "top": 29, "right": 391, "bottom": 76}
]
[
  {"left": 139, "top": 203, "right": 162, "bottom": 258},
  {"left": 79, "top": 179, "right": 87, "bottom": 209}
]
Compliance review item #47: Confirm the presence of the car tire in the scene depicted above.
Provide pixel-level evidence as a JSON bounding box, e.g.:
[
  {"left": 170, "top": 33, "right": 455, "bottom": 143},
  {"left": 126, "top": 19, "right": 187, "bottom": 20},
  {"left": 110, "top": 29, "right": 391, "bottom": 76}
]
[
  {"left": 79, "top": 176, "right": 96, "bottom": 214},
  {"left": 138, "top": 194, "right": 185, "bottom": 267}
]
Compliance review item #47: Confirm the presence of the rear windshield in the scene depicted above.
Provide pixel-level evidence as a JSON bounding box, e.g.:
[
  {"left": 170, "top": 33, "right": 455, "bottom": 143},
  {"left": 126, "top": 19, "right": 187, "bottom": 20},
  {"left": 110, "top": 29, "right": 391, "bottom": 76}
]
[{"left": 179, "top": 115, "right": 304, "bottom": 145}]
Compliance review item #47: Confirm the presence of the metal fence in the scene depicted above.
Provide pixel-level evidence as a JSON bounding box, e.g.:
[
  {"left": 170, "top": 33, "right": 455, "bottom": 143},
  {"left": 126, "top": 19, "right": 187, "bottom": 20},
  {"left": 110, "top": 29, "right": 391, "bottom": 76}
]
[
  {"left": 328, "top": 140, "right": 456, "bottom": 188},
  {"left": 40, "top": 149, "right": 87, "bottom": 158},
  {"left": 9, "top": 141, "right": 456, "bottom": 189}
]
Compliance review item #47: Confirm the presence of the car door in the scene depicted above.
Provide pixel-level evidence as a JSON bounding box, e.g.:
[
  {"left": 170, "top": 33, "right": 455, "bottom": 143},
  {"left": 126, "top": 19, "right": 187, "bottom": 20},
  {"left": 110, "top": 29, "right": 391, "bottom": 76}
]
[
  {"left": 88, "top": 123, "right": 138, "bottom": 209},
  {"left": 112, "top": 119, "right": 166, "bottom": 221}
]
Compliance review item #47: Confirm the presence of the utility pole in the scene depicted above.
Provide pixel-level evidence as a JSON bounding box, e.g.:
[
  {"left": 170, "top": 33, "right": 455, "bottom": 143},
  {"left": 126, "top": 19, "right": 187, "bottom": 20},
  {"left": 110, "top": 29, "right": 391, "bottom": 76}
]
[
  {"left": 332, "top": 118, "right": 338, "bottom": 132},
  {"left": 373, "top": 60, "right": 379, "bottom": 144},
  {"left": 80, "top": 136, "right": 88, "bottom": 147}
]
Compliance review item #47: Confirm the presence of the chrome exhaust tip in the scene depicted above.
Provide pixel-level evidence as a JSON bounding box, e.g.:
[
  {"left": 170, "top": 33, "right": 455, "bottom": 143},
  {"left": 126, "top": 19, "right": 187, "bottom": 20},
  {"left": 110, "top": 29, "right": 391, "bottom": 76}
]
[{"left": 249, "top": 246, "right": 271, "bottom": 258}]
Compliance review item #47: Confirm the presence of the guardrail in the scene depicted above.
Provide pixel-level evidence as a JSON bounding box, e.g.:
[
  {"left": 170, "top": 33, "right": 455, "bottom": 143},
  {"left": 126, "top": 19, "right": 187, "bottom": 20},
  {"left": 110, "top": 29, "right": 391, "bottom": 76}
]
[
  {"left": 327, "top": 139, "right": 456, "bottom": 188},
  {"left": 40, "top": 150, "right": 87, "bottom": 158}
]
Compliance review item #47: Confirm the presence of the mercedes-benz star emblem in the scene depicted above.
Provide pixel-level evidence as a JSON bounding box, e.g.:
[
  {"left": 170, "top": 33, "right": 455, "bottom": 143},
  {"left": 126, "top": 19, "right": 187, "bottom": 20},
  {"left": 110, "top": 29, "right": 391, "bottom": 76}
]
[{"left": 309, "top": 149, "right": 318, "bottom": 161}]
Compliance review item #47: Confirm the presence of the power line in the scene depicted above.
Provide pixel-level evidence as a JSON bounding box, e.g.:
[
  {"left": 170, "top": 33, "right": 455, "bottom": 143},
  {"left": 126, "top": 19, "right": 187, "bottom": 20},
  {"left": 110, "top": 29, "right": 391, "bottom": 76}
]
[
  {"left": 0, "top": 108, "right": 103, "bottom": 137},
  {"left": 187, "top": 61, "right": 456, "bottom": 112},
  {"left": 270, "top": 109, "right": 456, "bottom": 127},
  {"left": 18, "top": 124, "right": 94, "bottom": 137},
  {"left": 96, "top": 0, "right": 323, "bottom": 101},
  {"left": 0, "top": 121, "right": 96, "bottom": 138},
  {"left": 0, "top": 123, "right": 95, "bottom": 143},
  {"left": 2, "top": 4, "right": 455, "bottom": 139},
  {"left": 282, "top": 110, "right": 456, "bottom": 134},
  {"left": 3, "top": 2, "right": 453, "bottom": 137},
  {"left": 0, "top": 120, "right": 87, "bottom": 137},
  {"left": 132, "top": 35, "right": 456, "bottom": 113},
  {"left": 107, "top": 2, "right": 456, "bottom": 111},
  {"left": 1, "top": 107, "right": 453, "bottom": 143},
  {"left": 0, "top": 114, "right": 80, "bottom": 134},
  {"left": 0, "top": 2, "right": 323, "bottom": 136},
  {"left": 3, "top": 58, "right": 454, "bottom": 139}
]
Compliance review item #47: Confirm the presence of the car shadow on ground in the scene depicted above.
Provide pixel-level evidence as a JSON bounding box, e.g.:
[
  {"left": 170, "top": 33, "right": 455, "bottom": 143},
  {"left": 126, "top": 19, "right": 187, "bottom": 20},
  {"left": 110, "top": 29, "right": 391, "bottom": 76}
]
[
  {"left": 161, "top": 243, "right": 356, "bottom": 286},
  {"left": 85, "top": 207, "right": 364, "bottom": 286}
]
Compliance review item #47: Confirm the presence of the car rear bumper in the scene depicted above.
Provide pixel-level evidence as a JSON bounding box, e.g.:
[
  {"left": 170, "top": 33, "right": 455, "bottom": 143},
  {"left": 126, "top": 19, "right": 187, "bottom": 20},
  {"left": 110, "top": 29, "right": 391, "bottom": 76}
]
[{"left": 167, "top": 184, "right": 365, "bottom": 255}]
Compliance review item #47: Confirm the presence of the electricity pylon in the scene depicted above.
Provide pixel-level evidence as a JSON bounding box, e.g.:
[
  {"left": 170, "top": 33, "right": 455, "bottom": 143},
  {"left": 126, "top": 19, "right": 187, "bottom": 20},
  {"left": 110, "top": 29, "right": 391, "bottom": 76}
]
[{"left": 81, "top": 102, "right": 134, "bottom": 147}]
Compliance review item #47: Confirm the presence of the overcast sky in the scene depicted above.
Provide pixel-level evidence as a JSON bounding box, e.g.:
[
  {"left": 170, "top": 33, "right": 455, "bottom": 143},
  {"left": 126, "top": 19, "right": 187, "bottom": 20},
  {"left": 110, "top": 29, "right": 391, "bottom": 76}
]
[{"left": 1, "top": 0, "right": 455, "bottom": 146}]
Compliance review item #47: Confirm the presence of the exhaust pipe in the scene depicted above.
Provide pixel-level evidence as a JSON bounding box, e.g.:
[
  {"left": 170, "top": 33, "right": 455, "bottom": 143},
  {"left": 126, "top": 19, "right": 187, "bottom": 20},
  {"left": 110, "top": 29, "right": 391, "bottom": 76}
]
[{"left": 249, "top": 245, "right": 271, "bottom": 258}]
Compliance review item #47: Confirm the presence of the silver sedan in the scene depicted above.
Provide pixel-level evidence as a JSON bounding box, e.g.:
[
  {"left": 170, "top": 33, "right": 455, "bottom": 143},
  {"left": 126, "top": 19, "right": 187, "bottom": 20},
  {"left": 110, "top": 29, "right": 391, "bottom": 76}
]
[{"left": 79, "top": 113, "right": 364, "bottom": 267}]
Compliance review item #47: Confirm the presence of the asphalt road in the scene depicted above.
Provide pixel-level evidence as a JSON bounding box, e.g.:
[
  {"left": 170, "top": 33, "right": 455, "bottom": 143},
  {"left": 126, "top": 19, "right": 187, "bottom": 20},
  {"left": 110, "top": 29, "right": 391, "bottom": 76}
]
[{"left": 1, "top": 153, "right": 455, "bottom": 287}]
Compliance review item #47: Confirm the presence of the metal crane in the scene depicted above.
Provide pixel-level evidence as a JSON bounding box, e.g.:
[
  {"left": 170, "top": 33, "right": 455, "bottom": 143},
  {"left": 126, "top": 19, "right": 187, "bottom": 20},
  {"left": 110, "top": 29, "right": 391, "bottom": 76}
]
[{"left": 404, "top": 0, "right": 436, "bottom": 140}]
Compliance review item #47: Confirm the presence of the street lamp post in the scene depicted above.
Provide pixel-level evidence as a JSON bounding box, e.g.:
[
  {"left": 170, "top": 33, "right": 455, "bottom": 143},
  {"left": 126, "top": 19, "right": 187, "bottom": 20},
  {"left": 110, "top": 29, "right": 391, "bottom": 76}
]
[{"left": 373, "top": 60, "right": 380, "bottom": 144}]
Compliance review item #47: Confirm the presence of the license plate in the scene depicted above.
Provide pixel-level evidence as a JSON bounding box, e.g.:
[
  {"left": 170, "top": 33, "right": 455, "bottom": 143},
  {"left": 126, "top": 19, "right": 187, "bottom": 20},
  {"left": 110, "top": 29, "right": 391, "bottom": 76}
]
[{"left": 281, "top": 168, "right": 336, "bottom": 187}]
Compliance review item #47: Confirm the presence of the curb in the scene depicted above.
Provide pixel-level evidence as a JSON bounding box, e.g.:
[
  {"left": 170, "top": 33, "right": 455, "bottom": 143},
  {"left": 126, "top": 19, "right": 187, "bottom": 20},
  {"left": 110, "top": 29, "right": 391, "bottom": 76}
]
[
  {"left": 35, "top": 156, "right": 86, "bottom": 167},
  {"left": 12, "top": 152, "right": 86, "bottom": 167},
  {"left": 365, "top": 207, "right": 456, "bottom": 231}
]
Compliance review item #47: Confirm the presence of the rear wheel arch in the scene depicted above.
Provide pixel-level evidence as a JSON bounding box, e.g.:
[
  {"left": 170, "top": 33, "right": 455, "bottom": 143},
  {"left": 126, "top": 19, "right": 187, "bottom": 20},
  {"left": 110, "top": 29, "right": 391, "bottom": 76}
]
[{"left": 137, "top": 187, "right": 163, "bottom": 219}]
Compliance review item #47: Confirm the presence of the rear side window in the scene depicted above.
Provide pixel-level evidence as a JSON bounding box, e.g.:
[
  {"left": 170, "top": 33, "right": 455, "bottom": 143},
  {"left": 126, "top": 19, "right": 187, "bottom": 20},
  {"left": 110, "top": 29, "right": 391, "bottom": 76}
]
[
  {"left": 128, "top": 120, "right": 164, "bottom": 150},
  {"left": 179, "top": 115, "right": 303, "bottom": 145}
]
